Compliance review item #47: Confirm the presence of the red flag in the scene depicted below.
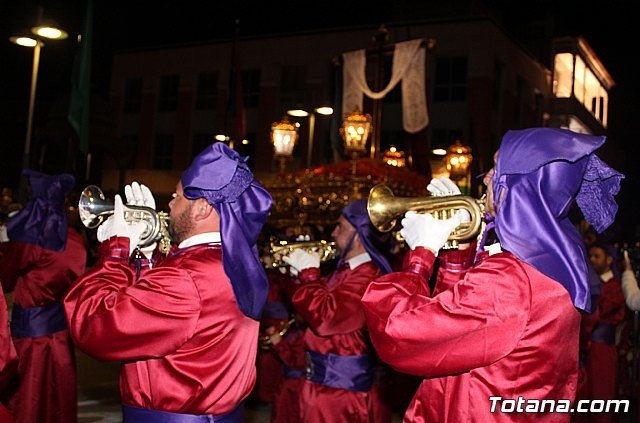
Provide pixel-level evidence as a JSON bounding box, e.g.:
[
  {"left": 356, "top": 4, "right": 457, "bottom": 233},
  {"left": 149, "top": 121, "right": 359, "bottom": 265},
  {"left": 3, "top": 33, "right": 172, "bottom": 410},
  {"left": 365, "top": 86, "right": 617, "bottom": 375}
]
[{"left": 225, "top": 20, "right": 246, "bottom": 145}]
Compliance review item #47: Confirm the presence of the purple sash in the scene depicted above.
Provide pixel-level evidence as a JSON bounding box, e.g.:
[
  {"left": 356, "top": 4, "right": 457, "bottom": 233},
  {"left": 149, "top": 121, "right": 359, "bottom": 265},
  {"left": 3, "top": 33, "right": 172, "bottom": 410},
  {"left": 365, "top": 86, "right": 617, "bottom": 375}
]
[
  {"left": 305, "top": 350, "right": 373, "bottom": 392},
  {"left": 122, "top": 403, "right": 244, "bottom": 423},
  {"left": 283, "top": 365, "right": 305, "bottom": 379},
  {"left": 591, "top": 323, "right": 616, "bottom": 344},
  {"left": 10, "top": 302, "right": 67, "bottom": 338}
]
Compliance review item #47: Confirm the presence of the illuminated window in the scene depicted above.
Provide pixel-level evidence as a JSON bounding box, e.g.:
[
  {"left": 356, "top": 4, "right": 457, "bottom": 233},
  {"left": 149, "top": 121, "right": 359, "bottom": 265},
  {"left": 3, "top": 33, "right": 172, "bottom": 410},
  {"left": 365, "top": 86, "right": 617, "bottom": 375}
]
[
  {"left": 553, "top": 51, "right": 608, "bottom": 127},
  {"left": 553, "top": 53, "right": 573, "bottom": 98}
]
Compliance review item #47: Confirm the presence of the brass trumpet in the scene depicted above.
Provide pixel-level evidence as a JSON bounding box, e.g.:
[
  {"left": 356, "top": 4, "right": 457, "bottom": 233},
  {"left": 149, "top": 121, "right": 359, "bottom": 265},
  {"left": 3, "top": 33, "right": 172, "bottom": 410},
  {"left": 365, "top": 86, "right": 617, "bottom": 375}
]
[
  {"left": 262, "top": 238, "right": 337, "bottom": 269},
  {"left": 367, "top": 184, "right": 484, "bottom": 249},
  {"left": 79, "top": 185, "right": 171, "bottom": 253}
]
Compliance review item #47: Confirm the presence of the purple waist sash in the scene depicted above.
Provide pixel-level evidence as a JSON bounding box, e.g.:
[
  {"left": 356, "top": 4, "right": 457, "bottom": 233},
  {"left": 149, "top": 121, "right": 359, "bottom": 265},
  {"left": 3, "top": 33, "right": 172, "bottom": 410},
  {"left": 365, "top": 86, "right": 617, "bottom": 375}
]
[
  {"left": 10, "top": 302, "right": 67, "bottom": 338},
  {"left": 591, "top": 323, "right": 616, "bottom": 344},
  {"left": 305, "top": 350, "right": 374, "bottom": 392},
  {"left": 122, "top": 403, "right": 244, "bottom": 423},
  {"left": 283, "top": 365, "right": 305, "bottom": 379}
]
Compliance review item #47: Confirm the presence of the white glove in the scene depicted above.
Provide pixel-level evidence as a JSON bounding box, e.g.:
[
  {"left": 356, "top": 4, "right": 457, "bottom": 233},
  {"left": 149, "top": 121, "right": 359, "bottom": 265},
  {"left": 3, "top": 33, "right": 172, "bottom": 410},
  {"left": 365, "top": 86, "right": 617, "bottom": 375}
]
[
  {"left": 427, "top": 176, "right": 471, "bottom": 224},
  {"left": 282, "top": 249, "right": 321, "bottom": 277},
  {"left": 125, "top": 181, "right": 157, "bottom": 258},
  {"left": 400, "top": 211, "right": 462, "bottom": 254},
  {"left": 0, "top": 224, "right": 8, "bottom": 243},
  {"left": 97, "top": 194, "right": 147, "bottom": 255}
]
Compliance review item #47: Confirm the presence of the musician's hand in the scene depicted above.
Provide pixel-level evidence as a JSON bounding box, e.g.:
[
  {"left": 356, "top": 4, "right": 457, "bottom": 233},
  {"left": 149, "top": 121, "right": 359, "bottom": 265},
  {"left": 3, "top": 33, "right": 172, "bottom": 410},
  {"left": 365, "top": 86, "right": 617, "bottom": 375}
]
[
  {"left": 624, "top": 250, "right": 633, "bottom": 272},
  {"left": 400, "top": 211, "right": 462, "bottom": 254},
  {"left": 97, "top": 195, "right": 146, "bottom": 255},
  {"left": 282, "top": 249, "right": 320, "bottom": 277},
  {"left": 125, "top": 181, "right": 157, "bottom": 258},
  {"left": 125, "top": 181, "right": 156, "bottom": 209},
  {"left": 427, "top": 176, "right": 471, "bottom": 223}
]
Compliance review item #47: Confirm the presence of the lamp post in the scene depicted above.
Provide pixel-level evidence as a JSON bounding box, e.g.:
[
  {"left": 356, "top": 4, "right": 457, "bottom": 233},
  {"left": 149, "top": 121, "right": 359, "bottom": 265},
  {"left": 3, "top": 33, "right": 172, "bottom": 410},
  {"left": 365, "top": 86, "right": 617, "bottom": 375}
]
[
  {"left": 340, "top": 106, "right": 372, "bottom": 197},
  {"left": 270, "top": 116, "right": 299, "bottom": 175},
  {"left": 445, "top": 139, "right": 473, "bottom": 195},
  {"left": 10, "top": 16, "right": 68, "bottom": 199},
  {"left": 286, "top": 106, "right": 333, "bottom": 169}
]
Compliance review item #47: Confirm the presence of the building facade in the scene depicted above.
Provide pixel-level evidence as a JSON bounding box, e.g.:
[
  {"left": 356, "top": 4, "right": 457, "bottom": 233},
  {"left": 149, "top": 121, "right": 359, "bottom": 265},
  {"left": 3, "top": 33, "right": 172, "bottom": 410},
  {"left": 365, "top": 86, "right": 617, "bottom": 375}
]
[{"left": 102, "top": 16, "right": 613, "bottom": 204}]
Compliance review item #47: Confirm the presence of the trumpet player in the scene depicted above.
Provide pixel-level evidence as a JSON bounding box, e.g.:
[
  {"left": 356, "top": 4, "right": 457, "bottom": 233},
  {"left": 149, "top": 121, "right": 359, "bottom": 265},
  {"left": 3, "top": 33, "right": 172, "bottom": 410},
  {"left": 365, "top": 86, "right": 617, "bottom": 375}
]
[
  {"left": 64, "top": 142, "right": 272, "bottom": 422},
  {"left": 280, "top": 199, "right": 395, "bottom": 423},
  {"left": 361, "top": 128, "right": 625, "bottom": 422}
]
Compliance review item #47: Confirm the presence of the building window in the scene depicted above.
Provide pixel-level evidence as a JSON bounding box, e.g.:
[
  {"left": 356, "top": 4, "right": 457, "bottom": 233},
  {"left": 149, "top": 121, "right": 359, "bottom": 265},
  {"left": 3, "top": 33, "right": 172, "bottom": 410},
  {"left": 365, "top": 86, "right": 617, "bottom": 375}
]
[
  {"left": 196, "top": 72, "right": 218, "bottom": 110},
  {"left": 280, "top": 65, "right": 307, "bottom": 107},
  {"left": 242, "top": 69, "right": 261, "bottom": 108},
  {"left": 552, "top": 52, "right": 608, "bottom": 127},
  {"left": 433, "top": 57, "right": 467, "bottom": 102},
  {"left": 158, "top": 75, "right": 179, "bottom": 112},
  {"left": 123, "top": 78, "right": 142, "bottom": 114},
  {"left": 154, "top": 134, "right": 174, "bottom": 169}
]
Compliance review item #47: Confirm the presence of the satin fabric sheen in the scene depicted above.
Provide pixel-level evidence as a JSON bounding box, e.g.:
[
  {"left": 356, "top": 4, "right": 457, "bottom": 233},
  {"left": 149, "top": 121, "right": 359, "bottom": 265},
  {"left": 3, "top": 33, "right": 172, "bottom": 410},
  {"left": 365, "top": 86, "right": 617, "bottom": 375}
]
[
  {"left": 0, "top": 228, "right": 87, "bottom": 423},
  {"left": 270, "top": 327, "right": 306, "bottom": 423},
  {"left": 362, "top": 247, "right": 580, "bottom": 422},
  {"left": 0, "top": 284, "right": 18, "bottom": 422},
  {"left": 288, "top": 261, "right": 389, "bottom": 423},
  {"left": 64, "top": 238, "right": 258, "bottom": 415}
]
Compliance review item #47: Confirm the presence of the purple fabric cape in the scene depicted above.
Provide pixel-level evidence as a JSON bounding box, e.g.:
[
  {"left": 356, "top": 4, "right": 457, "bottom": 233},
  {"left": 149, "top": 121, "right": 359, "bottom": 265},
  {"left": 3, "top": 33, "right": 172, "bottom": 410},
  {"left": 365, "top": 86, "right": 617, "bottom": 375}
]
[
  {"left": 7, "top": 170, "right": 75, "bottom": 252},
  {"left": 492, "top": 128, "right": 623, "bottom": 312},
  {"left": 342, "top": 199, "right": 392, "bottom": 274},
  {"left": 181, "top": 142, "right": 273, "bottom": 320}
]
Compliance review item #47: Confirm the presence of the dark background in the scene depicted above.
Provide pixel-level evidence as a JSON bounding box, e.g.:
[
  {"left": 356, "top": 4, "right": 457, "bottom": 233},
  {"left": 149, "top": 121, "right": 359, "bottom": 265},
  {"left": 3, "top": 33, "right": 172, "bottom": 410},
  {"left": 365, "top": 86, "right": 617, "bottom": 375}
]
[{"left": 1, "top": 0, "right": 637, "bottom": 239}]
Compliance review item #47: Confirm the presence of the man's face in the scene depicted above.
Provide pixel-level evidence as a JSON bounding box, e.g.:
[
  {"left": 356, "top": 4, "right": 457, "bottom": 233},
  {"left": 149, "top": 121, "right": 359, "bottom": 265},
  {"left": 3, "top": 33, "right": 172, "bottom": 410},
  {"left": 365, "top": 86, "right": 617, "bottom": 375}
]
[
  {"left": 168, "top": 181, "right": 195, "bottom": 244},
  {"left": 589, "top": 245, "right": 612, "bottom": 275},
  {"left": 331, "top": 215, "right": 357, "bottom": 255}
]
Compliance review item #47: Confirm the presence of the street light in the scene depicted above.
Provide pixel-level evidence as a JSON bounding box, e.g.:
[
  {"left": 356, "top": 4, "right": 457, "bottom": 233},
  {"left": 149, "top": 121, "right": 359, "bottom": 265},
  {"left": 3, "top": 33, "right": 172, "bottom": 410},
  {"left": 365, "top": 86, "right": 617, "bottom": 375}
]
[
  {"left": 286, "top": 105, "right": 333, "bottom": 169},
  {"left": 270, "top": 116, "right": 299, "bottom": 174},
  {"left": 10, "top": 16, "right": 68, "bottom": 197}
]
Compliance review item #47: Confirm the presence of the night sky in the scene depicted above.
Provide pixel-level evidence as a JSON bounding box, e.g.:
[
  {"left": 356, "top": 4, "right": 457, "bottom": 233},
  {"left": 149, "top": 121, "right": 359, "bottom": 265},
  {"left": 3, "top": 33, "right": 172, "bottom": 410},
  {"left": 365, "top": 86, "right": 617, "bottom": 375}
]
[{"left": 1, "top": 0, "right": 638, "bottom": 236}]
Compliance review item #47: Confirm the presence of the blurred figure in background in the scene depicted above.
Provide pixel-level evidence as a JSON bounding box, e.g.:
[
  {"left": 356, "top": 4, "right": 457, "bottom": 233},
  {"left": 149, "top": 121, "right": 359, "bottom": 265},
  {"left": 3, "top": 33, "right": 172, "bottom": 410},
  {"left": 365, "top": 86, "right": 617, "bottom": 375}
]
[
  {"left": 583, "top": 241, "right": 626, "bottom": 423},
  {"left": 0, "top": 283, "right": 18, "bottom": 423},
  {"left": 281, "top": 198, "right": 395, "bottom": 423},
  {"left": 0, "top": 170, "right": 87, "bottom": 423}
]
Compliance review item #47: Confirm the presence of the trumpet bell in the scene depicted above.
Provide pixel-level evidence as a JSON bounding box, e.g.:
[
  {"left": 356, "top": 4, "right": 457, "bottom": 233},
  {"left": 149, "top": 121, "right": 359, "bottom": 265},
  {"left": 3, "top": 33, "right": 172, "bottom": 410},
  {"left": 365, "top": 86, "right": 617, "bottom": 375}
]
[
  {"left": 79, "top": 185, "right": 111, "bottom": 229},
  {"left": 78, "top": 185, "right": 169, "bottom": 250},
  {"left": 367, "top": 184, "right": 484, "bottom": 247}
]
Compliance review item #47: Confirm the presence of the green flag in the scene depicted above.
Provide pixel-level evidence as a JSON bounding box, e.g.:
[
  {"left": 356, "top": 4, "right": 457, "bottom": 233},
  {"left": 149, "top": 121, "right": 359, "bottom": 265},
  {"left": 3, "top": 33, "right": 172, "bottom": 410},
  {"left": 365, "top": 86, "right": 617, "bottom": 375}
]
[{"left": 68, "top": 0, "right": 92, "bottom": 156}]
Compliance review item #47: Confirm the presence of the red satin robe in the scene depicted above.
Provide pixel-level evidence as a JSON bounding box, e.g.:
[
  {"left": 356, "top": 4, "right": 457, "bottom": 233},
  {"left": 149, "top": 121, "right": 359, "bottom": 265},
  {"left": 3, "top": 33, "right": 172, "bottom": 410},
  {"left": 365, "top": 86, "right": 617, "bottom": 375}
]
[
  {"left": 0, "top": 228, "right": 87, "bottom": 423},
  {"left": 288, "top": 258, "right": 391, "bottom": 423},
  {"left": 64, "top": 237, "right": 258, "bottom": 415},
  {"left": 270, "top": 326, "right": 306, "bottom": 423},
  {"left": 0, "top": 284, "right": 18, "bottom": 423},
  {"left": 256, "top": 270, "right": 290, "bottom": 404},
  {"left": 362, "top": 247, "right": 581, "bottom": 423}
]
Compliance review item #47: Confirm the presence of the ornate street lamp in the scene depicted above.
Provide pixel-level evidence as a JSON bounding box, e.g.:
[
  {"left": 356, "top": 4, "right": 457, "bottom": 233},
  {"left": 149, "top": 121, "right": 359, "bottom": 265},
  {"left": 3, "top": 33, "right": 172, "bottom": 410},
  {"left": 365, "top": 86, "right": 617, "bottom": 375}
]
[
  {"left": 445, "top": 139, "right": 473, "bottom": 194},
  {"left": 270, "top": 116, "right": 299, "bottom": 174},
  {"left": 340, "top": 106, "right": 372, "bottom": 197}
]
